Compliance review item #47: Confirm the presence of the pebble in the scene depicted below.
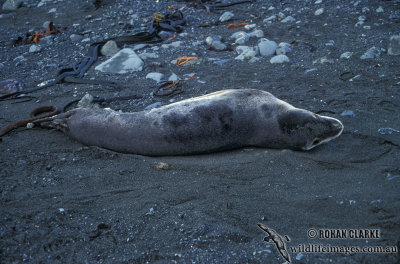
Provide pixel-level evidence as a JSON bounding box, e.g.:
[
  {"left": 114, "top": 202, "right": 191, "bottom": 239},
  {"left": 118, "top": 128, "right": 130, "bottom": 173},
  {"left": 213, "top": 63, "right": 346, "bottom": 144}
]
[
  {"left": 264, "top": 15, "right": 276, "bottom": 23},
  {"left": 2, "top": 0, "right": 22, "bottom": 10},
  {"left": 206, "top": 35, "right": 227, "bottom": 51},
  {"left": 360, "top": 46, "right": 380, "bottom": 59},
  {"left": 230, "top": 31, "right": 250, "bottom": 45},
  {"left": 219, "top": 11, "right": 234, "bottom": 22},
  {"left": 168, "top": 73, "right": 179, "bottom": 82},
  {"left": 276, "top": 42, "right": 291, "bottom": 55},
  {"left": 388, "top": 35, "right": 400, "bottom": 56},
  {"left": 235, "top": 46, "right": 256, "bottom": 61},
  {"left": 313, "top": 57, "right": 334, "bottom": 64},
  {"left": 378, "top": 127, "right": 400, "bottom": 135},
  {"left": 70, "top": 34, "right": 83, "bottom": 42},
  {"left": 244, "top": 24, "right": 256, "bottom": 30},
  {"left": 249, "top": 29, "right": 264, "bottom": 38},
  {"left": 0, "top": 63, "right": 3, "bottom": 70},
  {"left": 376, "top": 6, "right": 384, "bottom": 13},
  {"left": 281, "top": 16, "right": 295, "bottom": 23},
  {"left": 0, "top": 79, "right": 24, "bottom": 94},
  {"left": 162, "top": 41, "right": 181, "bottom": 49},
  {"left": 100, "top": 40, "right": 120, "bottom": 57},
  {"left": 314, "top": 8, "right": 324, "bottom": 16},
  {"left": 387, "top": 173, "right": 400, "bottom": 181},
  {"left": 258, "top": 38, "right": 278, "bottom": 57},
  {"left": 48, "top": 8, "right": 56, "bottom": 13},
  {"left": 146, "top": 72, "right": 164, "bottom": 83},
  {"left": 29, "top": 45, "right": 41, "bottom": 53},
  {"left": 340, "top": 110, "right": 355, "bottom": 117},
  {"left": 95, "top": 48, "right": 144, "bottom": 73},
  {"left": 270, "top": 54, "right": 289, "bottom": 64},
  {"left": 340, "top": 51, "right": 353, "bottom": 59},
  {"left": 77, "top": 93, "right": 100, "bottom": 109},
  {"left": 138, "top": 52, "right": 159, "bottom": 60}
]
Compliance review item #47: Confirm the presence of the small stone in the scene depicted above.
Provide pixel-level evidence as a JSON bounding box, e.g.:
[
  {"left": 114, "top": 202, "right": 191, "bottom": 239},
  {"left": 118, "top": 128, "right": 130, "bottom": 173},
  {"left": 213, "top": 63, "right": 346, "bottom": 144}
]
[
  {"left": 48, "top": 8, "right": 56, "bottom": 13},
  {"left": 95, "top": 48, "right": 144, "bottom": 73},
  {"left": 340, "top": 52, "right": 353, "bottom": 59},
  {"left": 249, "top": 29, "right": 264, "bottom": 38},
  {"left": 230, "top": 31, "right": 250, "bottom": 45},
  {"left": 276, "top": 42, "right": 291, "bottom": 55},
  {"left": 168, "top": 73, "right": 179, "bottom": 82},
  {"left": 314, "top": 0, "right": 322, "bottom": 3},
  {"left": 26, "top": 123, "right": 34, "bottom": 129},
  {"left": 376, "top": 6, "right": 384, "bottom": 13},
  {"left": 263, "top": 15, "right": 276, "bottom": 23},
  {"left": 235, "top": 46, "right": 256, "bottom": 61},
  {"left": 388, "top": 35, "right": 400, "bottom": 56},
  {"left": 313, "top": 57, "right": 334, "bottom": 64},
  {"left": 77, "top": 93, "right": 100, "bottom": 109},
  {"left": 360, "top": 46, "right": 380, "bottom": 59},
  {"left": 42, "top": 21, "right": 51, "bottom": 29},
  {"left": 340, "top": 110, "right": 355, "bottom": 117},
  {"left": 2, "top": 0, "right": 23, "bottom": 10},
  {"left": 138, "top": 52, "right": 159, "bottom": 60},
  {"left": 244, "top": 24, "right": 256, "bottom": 30},
  {"left": 219, "top": 11, "right": 234, "bottom": 22},
  {"left": 70, "top": 34, "right": 83, "bottom": 42},
  {"left": 206, "top": 35, "right": 227, "bottom": 51},
  {"left": 378, "top": 127, "right": 400, "bottom": 135},
  {"left": 258, "top": 38, "right": 278, "bottom": 57},
  {"left": 29, "top": 45, "right": 41, "bottom": 53},
  {"left": 0, "top": 63, "right": 4, "bottom": 70},
  {"left": 281, "top": 16, "right": 295, "bottom": 23},
  {"left": 155, "top": 162, "right": 169, "bottom": 170},
  {"left": 314, "top": 8, "right": 324, "bottom": 16},
  {"left": 146, "top": 72, "right": 164, "bottom": 83},
  {"left": 270, "top": 54, "right": 289, "bottom": 64},
  {"left": 100, "top": 40, "right": 120, "bottom": 57}
]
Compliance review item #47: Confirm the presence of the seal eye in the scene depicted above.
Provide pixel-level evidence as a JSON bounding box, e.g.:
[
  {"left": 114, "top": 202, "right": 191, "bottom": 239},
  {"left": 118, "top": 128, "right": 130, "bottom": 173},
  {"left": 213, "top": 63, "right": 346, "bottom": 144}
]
[{"left": 312, "top": 138, "right": 321, "bottom": 145}]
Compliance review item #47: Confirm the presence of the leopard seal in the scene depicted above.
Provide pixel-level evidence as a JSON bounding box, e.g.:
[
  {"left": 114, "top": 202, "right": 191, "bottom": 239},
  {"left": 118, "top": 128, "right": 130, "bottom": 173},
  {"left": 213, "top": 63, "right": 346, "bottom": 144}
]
[{"left": 35, "top": 89, "right": 343, "bottom": 156}]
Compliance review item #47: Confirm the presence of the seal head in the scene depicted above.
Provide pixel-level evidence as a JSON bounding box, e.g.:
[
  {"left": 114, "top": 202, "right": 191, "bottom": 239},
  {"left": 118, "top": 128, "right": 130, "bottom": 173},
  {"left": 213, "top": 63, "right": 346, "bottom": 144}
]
[{"left": 277, "top": 109, "right": 344, "bottom": 150}]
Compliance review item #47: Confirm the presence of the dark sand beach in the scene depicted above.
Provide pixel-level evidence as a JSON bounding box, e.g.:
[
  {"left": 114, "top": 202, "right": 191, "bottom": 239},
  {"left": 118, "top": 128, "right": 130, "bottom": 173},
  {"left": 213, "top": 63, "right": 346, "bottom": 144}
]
[{"left": 1, "top": 0, "right": 399, "bottom": 263}]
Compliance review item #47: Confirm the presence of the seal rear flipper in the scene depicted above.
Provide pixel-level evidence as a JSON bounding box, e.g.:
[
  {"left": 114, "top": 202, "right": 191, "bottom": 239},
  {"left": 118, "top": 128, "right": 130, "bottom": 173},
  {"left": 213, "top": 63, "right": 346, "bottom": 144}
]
[{"left": 33, "top": 110, "right": 76, "bottom": 133}]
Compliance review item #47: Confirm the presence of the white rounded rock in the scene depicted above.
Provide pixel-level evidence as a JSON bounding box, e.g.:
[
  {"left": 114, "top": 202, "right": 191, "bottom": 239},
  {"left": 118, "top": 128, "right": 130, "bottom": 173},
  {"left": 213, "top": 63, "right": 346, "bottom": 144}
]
[
  {"left": 146, "top": 72, "right": 164, "bottom": 83},
  {"left": 270, "top": 54, "right": 289, "bottom": 64},
  {"left": 258, "top": 39, "right": 278, "bottom": 57}
]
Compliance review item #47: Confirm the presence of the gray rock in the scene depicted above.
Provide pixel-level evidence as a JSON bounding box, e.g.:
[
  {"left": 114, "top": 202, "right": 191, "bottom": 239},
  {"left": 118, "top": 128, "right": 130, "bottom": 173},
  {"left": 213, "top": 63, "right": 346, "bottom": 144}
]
[
  {"left": 2, "top": 0, "right": 23, "bottom": 10},
  {"left": 258, "top": 38, "right": 278, "bottom": 57},
  {"left": 70, "top": 34, "right": 83, "bottom": 42},
  {"left": 77, "top": 93, "right": 100, "bottom": 109},
  {"left": 388, "top": 35, "right": 400, "bottom": 55},
  {"left": 313, "top": 56, "right": 334, "bottom": 64},
  {"left": 340, "top": 51, "right": 353, "bottom": 59},
  {"left": 235, "top": 46, "right": 256, "bottom": 61},
  {"left": 100, "top": 40, "right": 120, "bottom": 57},
  {"left": 249, "top": 29, "right": 264, "bottom": 38},
  {"left": 138, "top": 52, "right": 159, "bottom": 60},
  {"left": 219, "top": 11, "right": 234, "bottom": 22},
  {"left": 276, "top": 42, "right": 291, "bottom": 55},
  {"left": 232, "top": 32, "right": 249, "bottom": 45},
  {"left": 206, "top": 36, "right": 227, "bottom": 51},
  {"left": 270, "top": 54, "right": 289, "bottom": 63},
  {"left": 29, "top": 45, "right": 41, "bottom": 53},
  {"left": 146, "top": 72, "right": 164, "bottom": 83},
  {"left": 95, "top": 48, "right": 144, "bottom": 74},
  {"left": 281, "top": 16, "right": 295, "bottom": 23},
  {"left": 168, "top": 73, "right": 179, "bottom": 82},
  {"left": 314, "top": 8, "right": 324, "bottom": 15},
  {"left": 360, "top": 46, "right": 381, "bottom": 59},
  {"left": 340, "top": 110, "right": 355, "bottom": 117}
]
